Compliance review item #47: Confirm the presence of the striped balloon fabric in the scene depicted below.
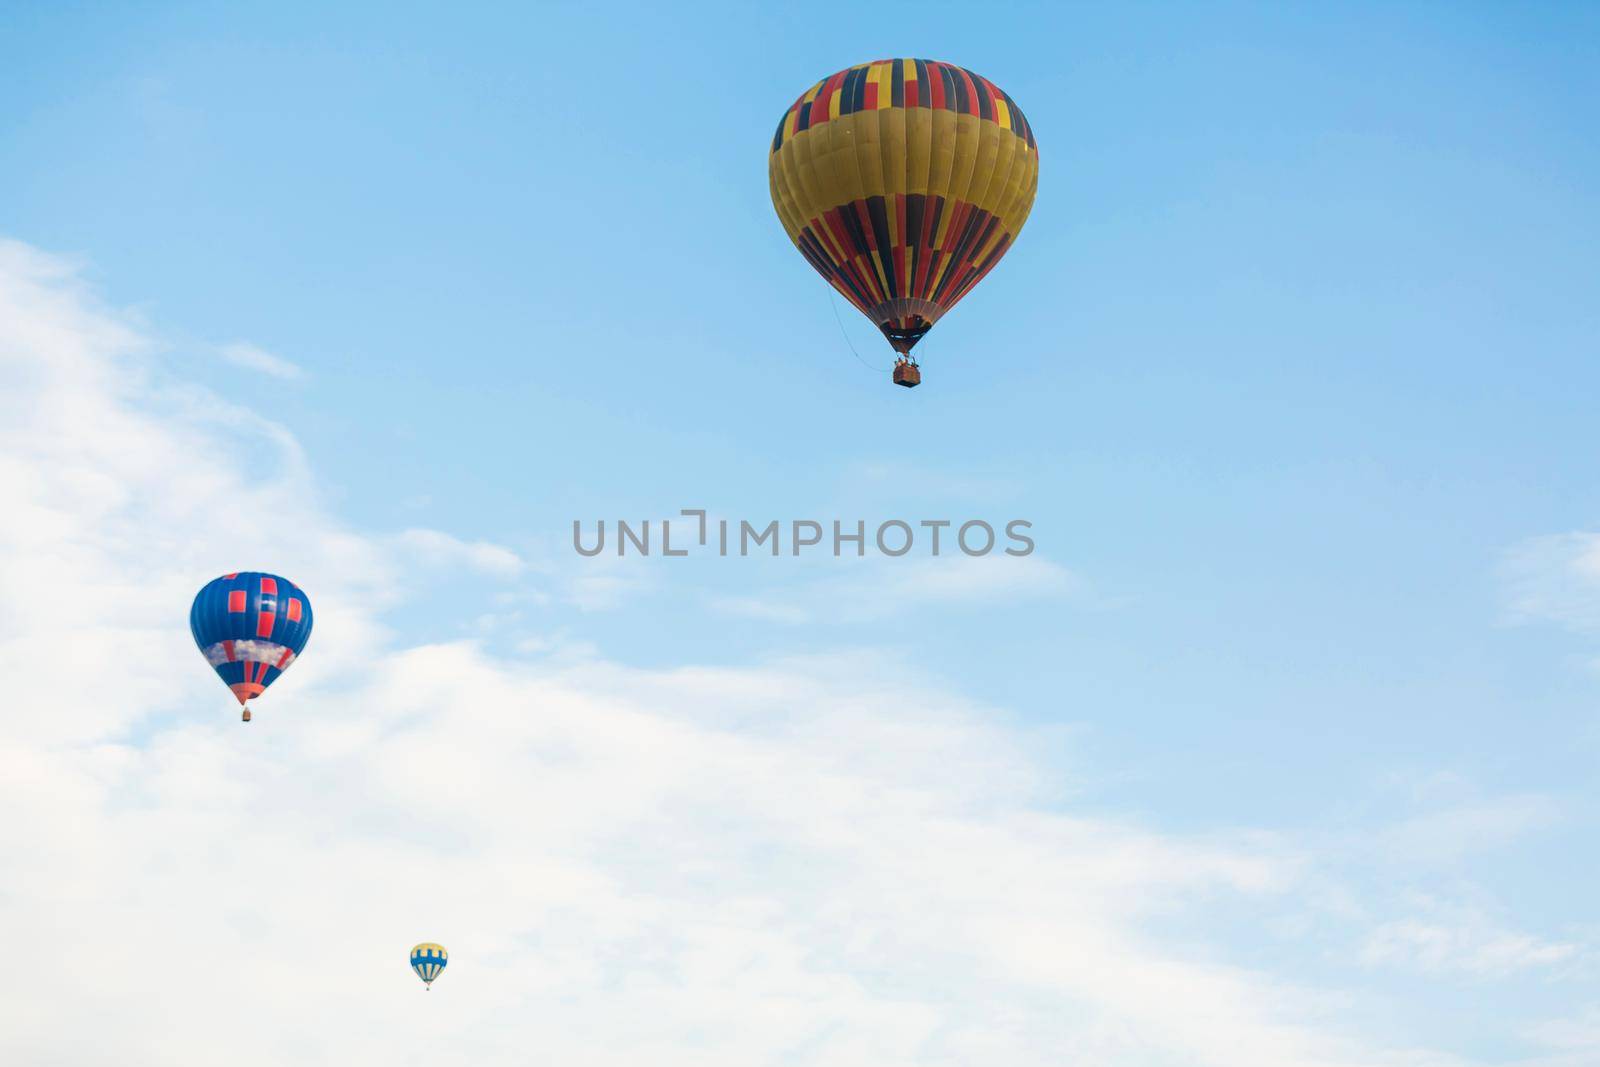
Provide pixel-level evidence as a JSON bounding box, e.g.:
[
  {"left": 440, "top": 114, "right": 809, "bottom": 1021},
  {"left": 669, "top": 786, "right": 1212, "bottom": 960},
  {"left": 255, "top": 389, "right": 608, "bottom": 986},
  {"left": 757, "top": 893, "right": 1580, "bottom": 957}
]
[
  {"left": 189, "top": 572, "right": 313, "bottom": 715},
  {"left": 411, "top": 943, "right": 448, "bottom": 988},
  {"left": 769, "top": 58, "right": 1039, "bottom": 359}
]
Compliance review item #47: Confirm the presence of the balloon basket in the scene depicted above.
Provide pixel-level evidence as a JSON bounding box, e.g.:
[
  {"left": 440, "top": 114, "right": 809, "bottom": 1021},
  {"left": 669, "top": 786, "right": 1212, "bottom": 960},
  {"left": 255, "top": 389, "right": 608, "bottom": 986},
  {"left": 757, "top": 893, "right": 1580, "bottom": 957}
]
[
  {"left": 892, "top": 360, "right": 921, "bottom": 388},
  {"left": 241, "top": 708, "right": 251, "bottom": 723}
]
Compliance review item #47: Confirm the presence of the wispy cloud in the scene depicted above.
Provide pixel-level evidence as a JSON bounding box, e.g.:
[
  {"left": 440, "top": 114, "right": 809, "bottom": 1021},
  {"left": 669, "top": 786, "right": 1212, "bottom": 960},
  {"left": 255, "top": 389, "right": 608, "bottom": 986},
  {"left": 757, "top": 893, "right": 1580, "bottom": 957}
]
[
  {"left": 1361, "top": 901, "right": 1578, "bottom": 977},
  {"left": 711, "top": 553, "right": 1079, "bottom": 625},
  {"left": 0, "top": 234, "right": 1580, "bottom": 1067},
  {"left": 708, "top": 594, "right": 813, "bottom": 624},
  {"left": 1524, "top": 1005, "right": 1600, "bottom": 1066},
  {"left": 1501, "top": 531, "right": 1600, "bottom": 632},
  {"left": 392, "top": 527, "right": 525, "bottom": 579},
  {"left": 1372, "top": 793, "right": 1561, "bottom": 867},
  {"left": 218, "top": 340, "right": 303, "bottom": 380}
]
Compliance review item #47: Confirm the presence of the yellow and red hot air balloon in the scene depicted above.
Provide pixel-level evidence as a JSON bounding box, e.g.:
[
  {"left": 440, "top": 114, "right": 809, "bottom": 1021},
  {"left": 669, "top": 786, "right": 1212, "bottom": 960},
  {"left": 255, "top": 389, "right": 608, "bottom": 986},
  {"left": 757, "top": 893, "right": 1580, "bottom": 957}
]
[{"left": 769, "top": 59, "right": 1039, "bottom": 387}]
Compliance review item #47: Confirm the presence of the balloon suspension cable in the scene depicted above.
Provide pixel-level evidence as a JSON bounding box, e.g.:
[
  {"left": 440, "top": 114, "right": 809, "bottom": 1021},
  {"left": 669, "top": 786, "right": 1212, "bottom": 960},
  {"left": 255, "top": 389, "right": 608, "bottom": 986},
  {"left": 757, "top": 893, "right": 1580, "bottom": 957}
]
[{"left": 829, "top": 292, "right": 891, "bottom": 374}]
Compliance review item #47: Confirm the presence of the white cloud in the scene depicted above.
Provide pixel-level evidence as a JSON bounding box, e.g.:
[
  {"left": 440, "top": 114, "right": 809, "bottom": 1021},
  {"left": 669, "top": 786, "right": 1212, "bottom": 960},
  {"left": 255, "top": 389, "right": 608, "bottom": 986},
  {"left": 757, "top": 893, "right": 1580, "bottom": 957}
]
[
  {"left": 0, "top": 235, "right": 1557, "bottom": 1066},
  {"left": 218, "top": 340, "right": 303, "bottom": 379}
]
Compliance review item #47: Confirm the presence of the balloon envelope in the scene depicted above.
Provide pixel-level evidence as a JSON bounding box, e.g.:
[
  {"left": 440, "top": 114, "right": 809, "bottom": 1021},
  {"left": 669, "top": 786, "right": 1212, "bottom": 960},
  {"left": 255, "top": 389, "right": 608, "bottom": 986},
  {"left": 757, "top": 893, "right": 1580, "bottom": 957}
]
[
  {"left": 411, "top": 943, "right": 448, "bottom": 986},
  {"left": 189, "top": 572, "right": 313, "bottom": 707},
  {"left": 769, "top": 58, "right": 1039, "bottom": 356}
]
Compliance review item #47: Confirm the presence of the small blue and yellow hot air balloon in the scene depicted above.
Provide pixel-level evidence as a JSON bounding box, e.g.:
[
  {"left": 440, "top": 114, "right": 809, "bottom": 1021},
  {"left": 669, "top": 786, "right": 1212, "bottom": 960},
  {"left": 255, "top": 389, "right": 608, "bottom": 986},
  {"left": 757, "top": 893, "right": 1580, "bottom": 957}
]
[
  {"left": 411, "top": 943, "right": 447, "bottom": 989},
  {"left": 189, "top": 572, "right": 313, "bottom": 723}
]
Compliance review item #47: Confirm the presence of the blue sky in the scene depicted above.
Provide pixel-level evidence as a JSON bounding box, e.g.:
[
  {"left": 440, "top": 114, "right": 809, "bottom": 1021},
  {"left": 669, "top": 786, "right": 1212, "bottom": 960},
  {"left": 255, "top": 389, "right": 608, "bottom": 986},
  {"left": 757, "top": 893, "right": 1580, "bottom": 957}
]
[{"left": 2, "top": 3, "right": 1599, "bottom": 1064}]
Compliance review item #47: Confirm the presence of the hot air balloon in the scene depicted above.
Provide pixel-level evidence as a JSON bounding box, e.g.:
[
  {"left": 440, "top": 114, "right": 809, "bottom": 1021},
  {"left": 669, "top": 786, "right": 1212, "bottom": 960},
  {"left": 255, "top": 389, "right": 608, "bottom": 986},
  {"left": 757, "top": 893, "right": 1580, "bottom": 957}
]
[
  {"left": 769, "top": 59, "right": 1039, "bottom": 387},
  {"left": 411, "top": 943, "right": 447, "bottom": 989},
  {"left": 189, "top": 572, "right": 313, "bottom": 722}
]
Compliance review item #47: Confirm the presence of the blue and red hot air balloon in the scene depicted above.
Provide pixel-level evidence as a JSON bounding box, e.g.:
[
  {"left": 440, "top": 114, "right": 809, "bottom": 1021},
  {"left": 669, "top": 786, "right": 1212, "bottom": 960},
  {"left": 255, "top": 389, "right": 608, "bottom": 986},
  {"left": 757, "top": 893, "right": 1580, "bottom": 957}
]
[{"left": 190, "top": 572, "right": 313, "bottom": 722}]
